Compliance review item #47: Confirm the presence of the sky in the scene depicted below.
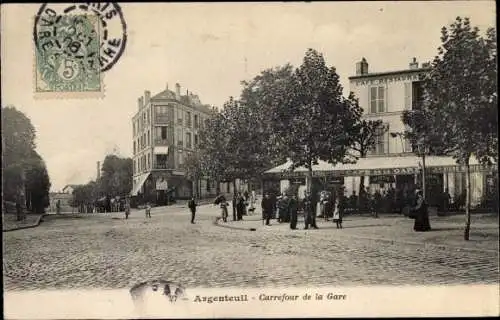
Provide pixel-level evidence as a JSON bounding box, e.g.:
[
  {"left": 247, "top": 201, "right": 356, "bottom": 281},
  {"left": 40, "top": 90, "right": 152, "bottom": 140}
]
[{"left": 1, "top": 2, "right": 495, "bottom": 192}]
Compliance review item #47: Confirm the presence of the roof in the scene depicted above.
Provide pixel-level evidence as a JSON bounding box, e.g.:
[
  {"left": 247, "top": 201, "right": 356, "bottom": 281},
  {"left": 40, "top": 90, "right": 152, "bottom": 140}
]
[
  {"left": 62, "top": 184, "right": 80, "bottom": 190},
  {"left": 150, "top": 89, "right": 213, "bottom": 114},
  {"left": 348, "top": 67, "right": 431, "bottom": 80}
]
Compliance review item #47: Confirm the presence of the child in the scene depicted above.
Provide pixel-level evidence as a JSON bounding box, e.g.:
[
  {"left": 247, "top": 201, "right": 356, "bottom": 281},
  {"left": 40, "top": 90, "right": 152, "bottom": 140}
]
[
  {"left": 333, "top": 197, "right": 343, "bottom": 229},
  {"left": 145, "top": 203, "right": 151, "bottom": 218}
]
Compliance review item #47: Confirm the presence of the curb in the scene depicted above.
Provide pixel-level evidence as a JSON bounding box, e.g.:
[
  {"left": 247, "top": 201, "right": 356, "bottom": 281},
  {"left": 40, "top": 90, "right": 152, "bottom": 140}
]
[
  {"left": 213, "top": 215, "right": 498, "bottom": 254},
  {"left": 3, "top": 214, "right": 45, "bottom": 232}
]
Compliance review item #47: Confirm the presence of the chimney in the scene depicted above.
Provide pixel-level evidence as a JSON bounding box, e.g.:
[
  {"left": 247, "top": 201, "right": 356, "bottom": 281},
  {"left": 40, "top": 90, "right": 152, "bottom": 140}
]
[
  {"left": 166, "top": 83, "right": 169, "bottom": 91},
  {"left": 144, "top": 90, "right": 151, "bottom": 105},
  {"left": 355, "top": 57, "right": 369, "bottom": 75},
  {"left": 175, "top": 83, "right": 181, "bottom": 100},
  {"left": 138, "top": 97, "right": 144, "bottom": 110},
  {"left": 409, "top": 57, "right": 419, "bottom": 69},
  {"left": 96, "top": 161, "right": 101, "bottom": 180}
]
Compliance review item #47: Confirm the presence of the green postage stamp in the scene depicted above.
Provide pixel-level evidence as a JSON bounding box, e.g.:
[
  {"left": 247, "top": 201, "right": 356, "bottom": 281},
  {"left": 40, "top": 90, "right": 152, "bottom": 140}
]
[
  {"left": 34, "top": 14, "right": 102, "bottom": 97},
  {"left": 33, "top": 3, "right": 127, "bottom": 98}
]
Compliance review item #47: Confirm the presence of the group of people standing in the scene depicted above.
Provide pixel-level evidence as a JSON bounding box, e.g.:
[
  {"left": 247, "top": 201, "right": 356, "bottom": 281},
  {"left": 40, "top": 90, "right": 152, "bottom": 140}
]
[
  {"left": 214, "top": 191, "right": 256, "bottom": 223},
  {"left": 260, "top": 190, "right": 345, "bottom": 230}
]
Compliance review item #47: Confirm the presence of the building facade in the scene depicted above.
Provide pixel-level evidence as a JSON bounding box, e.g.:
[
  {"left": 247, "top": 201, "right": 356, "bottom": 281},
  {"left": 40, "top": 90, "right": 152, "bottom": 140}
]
[
  {"left": 265, "top": 58, "right": 497, "bottom": 209},
  {"left": 130, "top": 83, "right": 217, "bottom": 205}
]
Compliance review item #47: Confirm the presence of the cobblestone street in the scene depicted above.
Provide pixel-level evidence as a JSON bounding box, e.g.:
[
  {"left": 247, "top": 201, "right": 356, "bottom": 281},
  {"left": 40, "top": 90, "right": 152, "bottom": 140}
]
[{"left": 3, "top": 205, "right": 499, "bottom": 291}]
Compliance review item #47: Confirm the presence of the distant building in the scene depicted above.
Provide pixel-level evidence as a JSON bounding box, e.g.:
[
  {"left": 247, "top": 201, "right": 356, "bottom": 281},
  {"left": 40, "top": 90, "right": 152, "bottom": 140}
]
[
  {"left": 48, "top": 192, "right": 73, "bottom": 213},
  {"left": 62, "top": 184, "right": 80, "bottom": 194},
  {"left": 130, "top": 83, "right": 218, "bottom": 205}
]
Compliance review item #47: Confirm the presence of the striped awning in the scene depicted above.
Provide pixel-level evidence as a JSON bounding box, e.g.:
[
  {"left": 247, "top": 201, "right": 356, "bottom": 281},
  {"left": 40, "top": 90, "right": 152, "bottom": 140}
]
[
  {"left": 130, "top": 173, "right": 151, "bottom": 196},
  {"left": 264, "top": 156, "right": 497, "bottom": 178}
]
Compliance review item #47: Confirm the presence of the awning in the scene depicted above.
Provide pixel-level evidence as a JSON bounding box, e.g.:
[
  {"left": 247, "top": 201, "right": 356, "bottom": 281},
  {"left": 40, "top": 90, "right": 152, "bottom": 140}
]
[
  {"left": 154, "top": 146, "right": 169, "bottom": 155},
  {"left": 130, "top": 173, "right": 151, "bottom": 196},
  {"left": 264, "top": 156, "right": 497, "bottom": 178}
]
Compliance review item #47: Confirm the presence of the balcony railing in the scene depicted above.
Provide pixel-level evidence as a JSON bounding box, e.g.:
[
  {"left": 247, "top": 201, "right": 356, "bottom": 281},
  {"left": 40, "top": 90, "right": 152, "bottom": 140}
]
[
  {"left": 155, "top": 115, "right": 169, "bottom": 123},
  {"left": 155, "top": 163, "right": 169, "bottom": 169},
  {"left": 155, "top": 138, "right": 169, "bottom": 146}
]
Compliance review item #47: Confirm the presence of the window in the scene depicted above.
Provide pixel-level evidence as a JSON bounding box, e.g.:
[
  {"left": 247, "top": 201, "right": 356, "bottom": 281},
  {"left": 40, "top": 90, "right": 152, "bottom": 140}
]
[
  {"left": 370, "top": 124, "right": 388, "bottom": 155},
  {"left": 194, "top": 114, "right": 199, "bottom": 128},
  {"left": 147, "top": 130, "right": 150, "bottom": 146},
  {"left": 177, "top": 128, "right": 183, "bottom": 146},
  {"left": 147, "top": 109, "right": 150, "bottom": 124},
  {"left": 404, "top": 82, "right": 412, "bottom": 110},
  {"left": 178, "top": 152, "right": 184, "bottom": 166},
  {"left": 370, "top": 86, "right": 385, "bottom": 113},
  {"left": 186, "top": 112, "right": 192, "bottom": 127},
  {"left": 177, "top": 109, "right": 183, "bottom": 125},
  {"left": 147, "top": 154, "right": 150, "bottom": 169},
  {"left": 133, "top": 159, "right": 136, "bottom": 174},
  {"left": 133, "top": 122, "right": 136, "bottom": 136},
  {"left": 194, "top": 134, "right": 198, "bottom": 146},
  {"left": 186, "top": 132, "right": 192, "bottom": 148},
  {"left": 133, "top": 141, "right": 136, "bottom": 155}
]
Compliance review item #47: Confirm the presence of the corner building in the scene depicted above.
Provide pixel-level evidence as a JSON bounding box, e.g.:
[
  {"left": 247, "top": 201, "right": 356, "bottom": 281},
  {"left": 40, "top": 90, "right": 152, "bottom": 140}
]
[
  {"left": 265, "top": 58, "right": 497, "bottom": 209},
  {"left": 131, "top": 83, "right": 217, "bottom": 205}
]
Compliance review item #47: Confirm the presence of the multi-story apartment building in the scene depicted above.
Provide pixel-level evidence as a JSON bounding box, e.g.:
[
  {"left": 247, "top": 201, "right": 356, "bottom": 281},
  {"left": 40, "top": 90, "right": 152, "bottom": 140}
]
[
  {"left": 130, "top": 83, "right": 217, "bottom": 205},
  {"left": 265, "top": 58, "right": 497, "bottom": 208}
]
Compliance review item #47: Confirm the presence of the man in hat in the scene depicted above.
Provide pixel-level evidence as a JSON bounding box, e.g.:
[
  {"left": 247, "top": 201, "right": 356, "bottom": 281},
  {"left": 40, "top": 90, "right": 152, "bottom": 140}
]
[{"left": 261, "top": 192, "right": 274, "bottom": 226}]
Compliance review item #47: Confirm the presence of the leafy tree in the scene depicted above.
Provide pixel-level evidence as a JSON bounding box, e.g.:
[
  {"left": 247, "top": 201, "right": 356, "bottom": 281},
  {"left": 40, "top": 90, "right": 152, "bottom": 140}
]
[
  {"left": 98, "top": 155, "right": 133, "bottom": 198},
  {"left": 182, "top": 150, "right": 203, "bottom": 198},
  {"left": 351, "top": 119, "right": 387, "bottom": 197},
  {"left": 273, "top": 49, "right": 362, "bottom": 193},
  {"left": 197, "top": 109, "right": 231, "bottom": 194},
  {"left": 1, "top": 106, "right": 51, "bottom": 217},
  {"left": 420, "top": 17, "right": 497, "bottom": 240}
]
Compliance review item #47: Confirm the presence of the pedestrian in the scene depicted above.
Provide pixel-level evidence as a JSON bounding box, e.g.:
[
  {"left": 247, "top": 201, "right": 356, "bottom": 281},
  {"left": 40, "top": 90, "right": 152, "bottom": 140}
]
[
  {"left": 232, "top": 193, "right": 238, "bottom": 221},
  {"left": 303, "top": 191, "right": 318, "bottom": 230},
  {"left": 56, "top": 199, "right": 61, "bottom": 215},
  {"left": 333, "top": 191, "right": 345, "bottom": 229},
  {"left": 410, "top": 190, "right": 431, "bottom": 232},
  {"left": 188, "top": 196, "right": 197, "bottom": 224},
  {"left": 236, "top": 192, "right": 245, "bottom": 221},
  {"left": 288, "top": 194, "right": 298, "bottom": 230},
  {"left": 145, "top": 202, "right": 152, "bottom": 218},
  {"left": 441, "top": 188, "right": 451, "bottom": 215},
  {"left": 124, "top": 197, "right": 131, "bottom": 220},
  {"left": 261, "top": 193, "right": 274, "bottom": 226}
]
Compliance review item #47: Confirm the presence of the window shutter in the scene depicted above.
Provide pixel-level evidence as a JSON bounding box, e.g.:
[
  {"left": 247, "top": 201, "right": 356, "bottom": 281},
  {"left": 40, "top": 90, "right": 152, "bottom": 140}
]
[
  {"left": 404, "top": 83, "right": 412, "bottom": 110},
  {"left": 385, "top": 124, "right": 390, "bottom": 154},
  {"left": 370, "top": 87, "right": 377, "bottom": 114}
]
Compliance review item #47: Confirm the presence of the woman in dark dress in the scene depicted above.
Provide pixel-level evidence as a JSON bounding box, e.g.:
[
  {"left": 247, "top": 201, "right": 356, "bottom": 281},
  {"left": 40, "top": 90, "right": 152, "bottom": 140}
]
[{"left": 412, "top": 190, "right": 431, "bottom": 232}]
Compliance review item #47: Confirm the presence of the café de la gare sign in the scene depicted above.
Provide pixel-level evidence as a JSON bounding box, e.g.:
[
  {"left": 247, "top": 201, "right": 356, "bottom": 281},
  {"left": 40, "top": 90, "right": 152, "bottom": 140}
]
[{"left": 268, "top": 164, "right": 497, "bottom": 179}]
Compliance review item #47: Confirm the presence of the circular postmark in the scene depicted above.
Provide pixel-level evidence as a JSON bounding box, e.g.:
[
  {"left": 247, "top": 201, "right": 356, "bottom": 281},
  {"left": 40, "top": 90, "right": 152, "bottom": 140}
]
[{"left": 34, "top": 3, "right": 127, "bottom": 73}]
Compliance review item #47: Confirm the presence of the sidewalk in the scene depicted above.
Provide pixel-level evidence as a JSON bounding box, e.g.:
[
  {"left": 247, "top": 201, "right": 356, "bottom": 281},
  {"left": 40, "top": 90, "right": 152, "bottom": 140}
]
[
  {"left": 216, "top": 213, "right": 499, "bottom": 253},
  {"left": 2, "top": 213, "right": 44, "bottom": 232}
]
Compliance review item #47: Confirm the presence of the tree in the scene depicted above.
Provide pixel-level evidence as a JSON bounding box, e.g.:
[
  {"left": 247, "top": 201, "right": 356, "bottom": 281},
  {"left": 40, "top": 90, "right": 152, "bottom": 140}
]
[
  {"left": 351, "top": 119, "right": 387, "bottom": 198},
  {"left": 98, "top": 155, "right": 133, "bottom": 198},
  {"left": 197, "top": 109, "right": 231, "bottom": 194},
  {"left": 273, "top": 49, "right": 362, "bottom": 193},
  {"left": 182, "top": 150, "right": 203, "bottom": 198},
  {"left": 1, "top": 106, "right": 51, "bottom": 217},
  {"left": 420, "top": 17, "right": 497, "bottom": 240}
]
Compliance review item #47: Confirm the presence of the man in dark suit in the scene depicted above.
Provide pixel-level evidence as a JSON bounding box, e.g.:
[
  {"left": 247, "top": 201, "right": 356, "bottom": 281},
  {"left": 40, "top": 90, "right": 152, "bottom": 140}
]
[
  {"left": 288, "top": 194, "right": 299, "bottom": 230},
  {"left": 188, "top": 197, "right": 197, "bottom": 224},
  {"left": 303, "top": 191, "right": 318, "bottom": 229},
  {"left": 261, "top": 193, "right": 274, "bottom": 226}
]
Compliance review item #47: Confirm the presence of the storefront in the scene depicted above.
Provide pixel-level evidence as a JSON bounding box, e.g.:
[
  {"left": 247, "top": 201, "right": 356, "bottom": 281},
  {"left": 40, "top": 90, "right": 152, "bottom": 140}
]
[{"left": 263, "top": 156, "right": 497, "bottom": 208}]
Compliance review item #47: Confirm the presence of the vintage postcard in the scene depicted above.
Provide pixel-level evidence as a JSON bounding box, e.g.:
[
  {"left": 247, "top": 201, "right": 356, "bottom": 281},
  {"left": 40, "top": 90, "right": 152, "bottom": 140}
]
[{"left": 2, "top": 2, "right": 498, "bottom": 319}]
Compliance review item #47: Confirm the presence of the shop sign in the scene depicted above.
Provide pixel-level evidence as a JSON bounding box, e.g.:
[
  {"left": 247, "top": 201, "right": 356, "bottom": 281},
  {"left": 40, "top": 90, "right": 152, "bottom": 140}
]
[
  {"left": 370, "top": 175, "right": 395, "bottom": 184},
  {"left": 290, "top": 178, "right": 306, "bottom": 185},
  {"left": 156, "top": 178, "right": 169, "bottom": 190},
  {"left": 326, "top": 177, "right": 344, "bottom": 185}
]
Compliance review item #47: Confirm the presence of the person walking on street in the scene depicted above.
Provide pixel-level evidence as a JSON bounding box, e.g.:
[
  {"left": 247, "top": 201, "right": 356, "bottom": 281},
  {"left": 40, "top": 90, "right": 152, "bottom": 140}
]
[
  {"left": 261, "top": 193, "right": 274, "bottom": 226},
  {"left": 236, "top": 192, "right": 245, "bottom": 221},
  {"left": 188, "top": 197, "right": 197, "bottom": 224},
  {"left": 288, "top": 194, "right": 299, "bottom": 230},
  {"left": 333, "top": 191, "right": 345, "bottom": 229},
  {"left": 411, "top": 190, "right": 431, "bottom": 232},
  {"left": 124, "top": 197, "right": 131, "bottom": 219},
  {"left": 303, "top": 191, "right": 318, "bottom": 229},
  {"left": 145, "top": 203, "right": 152, "bottom": 218},
  {"left": 232, "top": 193, "right": 238, "bottom": 221}
]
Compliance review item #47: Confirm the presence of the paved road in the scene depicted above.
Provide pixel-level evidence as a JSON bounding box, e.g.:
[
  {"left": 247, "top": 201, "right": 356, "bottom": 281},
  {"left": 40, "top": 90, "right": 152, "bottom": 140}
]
[{"left": 3, "top": 204, "right": 499, "bottom": 290}]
